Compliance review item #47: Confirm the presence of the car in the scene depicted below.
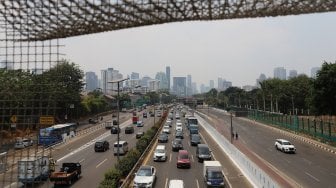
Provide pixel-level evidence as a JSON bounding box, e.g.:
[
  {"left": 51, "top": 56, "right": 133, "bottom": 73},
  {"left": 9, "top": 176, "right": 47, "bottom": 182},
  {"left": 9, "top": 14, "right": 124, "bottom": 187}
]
[
  {"left": 112, "top": 113, "right": 117, "bottom": 118},
  {"left": 196, "top": 144, "right": 212, "bottom": 162},
  {"left": 172, "top": 138, "right": 183, "bottom": 152},
  {"left": 133, "top": 165, "right": 156, "bottom": 188},
  {"left": 190, "top": 134, "right": 201, "bottom": 146},
  {"left": 14, "top": 138, "right": 33, "bottom": 149},
  {"left": 113, "top": 119, "right": 118, "bottom": 125},
  {"left": 176, "top": 150, "right": 191, "bottom": 168},
  {"left": 275, "top": 139, "right": 296, "bottom": 153},
  {"left": 175, "top": 123, "right": 183, "bottom": 132},
  {"left": 153, "top": 145, "right": 167, "bottom": 162},
  {"left": 162, "top": 126, "right": 170, "bottom": 134},
  {"left": 168, "top": 179, "right": 184, "bottom": 188},
  {"left": 88, "top": 118, "right": 98, "bottom": 124},
  {"left": 165, "top": 120, "right": 172, "bottom": 127},
  {"left": 94, "top": 140, "right": 109, "bottom": 152},
  {"left": 125, "top": 126, "right": 134, "bottom": 134},
  {"left": 143, "top": 112, "right": 148, "bottom": 118},
  {"left": 158, "top": 133, "right": 168, "bottom": 143},
  {"left": 136, "top": 131, "right": 144, "bottom": 139},
  {"left": 175, "top": 131, "right": 184, "bottom": 139},
  {"left": 136, "top": 120, "right": 144, "bottom": 127},
  {"left": 111, "top": 126, "right": 120, "bottom": 134}
]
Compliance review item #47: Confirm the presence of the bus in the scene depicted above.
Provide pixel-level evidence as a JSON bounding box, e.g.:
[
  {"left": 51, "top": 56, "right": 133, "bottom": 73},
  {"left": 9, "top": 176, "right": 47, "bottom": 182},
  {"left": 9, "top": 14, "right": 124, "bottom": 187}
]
[{"left": 38, "top": 123, "right": 77, "bottom": 146}]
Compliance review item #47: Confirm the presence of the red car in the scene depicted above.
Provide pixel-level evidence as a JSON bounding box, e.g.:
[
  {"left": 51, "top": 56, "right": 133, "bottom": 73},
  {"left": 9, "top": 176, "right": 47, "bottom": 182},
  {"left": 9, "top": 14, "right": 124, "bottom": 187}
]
[{"left": 176, "top": 150, "right": 191, "bottom": 168}]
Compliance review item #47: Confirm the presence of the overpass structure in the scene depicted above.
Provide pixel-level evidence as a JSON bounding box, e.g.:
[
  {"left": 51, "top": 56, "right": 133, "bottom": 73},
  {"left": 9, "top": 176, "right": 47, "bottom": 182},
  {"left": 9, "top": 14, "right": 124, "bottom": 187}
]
[{"left": 1, "top": 0, "right": 336, "bottom": 42}]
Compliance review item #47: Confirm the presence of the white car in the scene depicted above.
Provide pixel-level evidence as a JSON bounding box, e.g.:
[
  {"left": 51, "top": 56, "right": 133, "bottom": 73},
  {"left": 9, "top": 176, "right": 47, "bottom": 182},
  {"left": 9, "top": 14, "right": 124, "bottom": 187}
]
[
  {"left": 175, "top": 122, "right": 183, "bottom": 132},
  {"left": 163, "top": 125, "right": 170, "bottom": 134},
  {"left": 14, "top": 138, "right": 33, "bottom": 149},
  {"left": 153, "top": 145, "right": 167, "bottom": 162},
  {"left": 134, "top": 165, "right": 156, "bottom": 188},
  {"left": 168, "top": 179, "right": 184, "bottom": 188},
  {"left": 275, "top": 139, "right": 296, "bottom": 153}
]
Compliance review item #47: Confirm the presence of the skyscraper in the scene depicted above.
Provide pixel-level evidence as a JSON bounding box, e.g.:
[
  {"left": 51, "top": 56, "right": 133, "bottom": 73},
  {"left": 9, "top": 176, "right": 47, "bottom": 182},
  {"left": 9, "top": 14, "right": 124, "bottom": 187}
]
[
  {"left": 155, "top": 72, "right": 168, "bottom": 90},
  {"left": 85, "top": 71, "right": 98, "bottom": 91},
  {"left": 209, "top": 80, "right": 214, "bottom": 89},
  {"left": 187, "top": 75, "right": 192, "bottom": 96},
  {"left": 256, "top": 73, "right": 267, "bottom": 88},
  {"left": 218, "top": 77, "right": 223, "bottom": 90},
  {"left": 311, "top": 67, "right": 321, "bottom": 78},
  {"left": 101, "top": 68, "right": 123, "bottom": 95},
  {"left": 173, "top": 77, "right": 186, "bottom": 97},
  {"left": 274, "top": 67, "right": 286, "bottom": 80},
  {"left": 166, "top": 66, "right": 170, "bottom": 91},
  {"left": 131, "top": 72, "right": 140, "bottom": 80},
  {"left": 288, "top": 70, "right": 298, "bottom": 79}
]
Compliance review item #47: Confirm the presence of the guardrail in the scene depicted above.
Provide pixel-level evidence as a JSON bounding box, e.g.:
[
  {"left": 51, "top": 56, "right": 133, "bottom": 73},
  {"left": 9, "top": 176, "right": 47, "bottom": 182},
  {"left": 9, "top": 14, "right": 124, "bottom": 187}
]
[
  {"left": 195, "top": 112, "right": 280, "bottom": 188},
  {"left": 120, "top": 113, "right": 167, "bottom": 187}
]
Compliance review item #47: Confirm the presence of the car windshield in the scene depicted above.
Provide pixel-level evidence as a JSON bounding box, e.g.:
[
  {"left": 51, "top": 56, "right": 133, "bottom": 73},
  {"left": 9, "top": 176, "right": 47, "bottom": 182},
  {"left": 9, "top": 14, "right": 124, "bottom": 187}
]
[
  {"left": 200, "top": 147, "right": 209, "bottom": 153},
  {"left": 208, "top": 171, "right": 223, "bottom": 179},
  {"left": 173, "top": 140, "right": 182, "bottom": 145},
  {"left": 179, "top": 154, "right": 188, "bottom": 159},
  {"left": 156, "top": 149, "right": 165, "bottom": 153},
  {"left": 95, "top": 142, "right": 103, "bottom": 146},
  {"left": 283, "top": 141, "right": 291, "bottom": 145},
  {"left": 137, "top": 168, "right": 151, "bottom": 176},
  {"left": 192, "top": 135, "right": 200, "bottom": 140}
]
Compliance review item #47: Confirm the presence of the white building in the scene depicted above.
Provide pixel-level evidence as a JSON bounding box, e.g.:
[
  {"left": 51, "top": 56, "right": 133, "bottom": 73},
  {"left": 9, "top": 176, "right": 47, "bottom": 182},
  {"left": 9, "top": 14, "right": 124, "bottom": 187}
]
[{"left": 274, "top": 67, "right": 286, "bottom": 80}]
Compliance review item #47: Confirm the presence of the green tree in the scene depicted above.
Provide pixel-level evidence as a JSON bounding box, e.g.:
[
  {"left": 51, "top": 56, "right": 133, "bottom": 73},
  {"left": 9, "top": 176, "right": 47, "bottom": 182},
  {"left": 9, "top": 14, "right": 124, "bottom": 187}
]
[{"left": 312, "top": 62, "right": 336, "bottom": 115}]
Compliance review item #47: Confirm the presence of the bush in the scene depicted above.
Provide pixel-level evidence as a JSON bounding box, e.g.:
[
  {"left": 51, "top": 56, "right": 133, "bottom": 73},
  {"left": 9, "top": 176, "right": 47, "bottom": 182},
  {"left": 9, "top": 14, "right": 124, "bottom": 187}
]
[
  {"left": 115, "top": 149, "right": 141, "bottom": 176},
  {"left": 99, "top": 168, "right": 121, "bottom": 188}
]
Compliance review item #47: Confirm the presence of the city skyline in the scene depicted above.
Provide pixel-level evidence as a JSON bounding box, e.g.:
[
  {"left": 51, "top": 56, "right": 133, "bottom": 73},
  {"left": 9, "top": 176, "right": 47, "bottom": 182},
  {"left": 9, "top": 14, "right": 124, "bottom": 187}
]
[{"left": 63, "top": 12, "right": 335, "bottom": 88}]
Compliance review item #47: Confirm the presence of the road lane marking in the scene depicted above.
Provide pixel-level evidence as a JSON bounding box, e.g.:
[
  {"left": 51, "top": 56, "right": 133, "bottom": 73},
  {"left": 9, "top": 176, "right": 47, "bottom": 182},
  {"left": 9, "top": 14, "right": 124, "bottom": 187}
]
[
  {"left": 305, "top": 172, "right": 320, "bottom": 182},
  {"left": 165, "top": 178, "right": 168, "bottom": 188},
  {"left": 96, "top": 158, "right": 107, "bottom": 168},
  {"left": 196, "top": 179, "right": 200, "bottom": 188},
  {"left": 191, "top": 154, "right": 194, "bottom": 162},
  {"left": 79, "top": 158, "right": 85, "bottom": 163},
  {"left": 169, "top": 153, "right": 172, "bottom": 163},
  {"left": 302, "top": 158, "right": 312, "bottom": 165}
]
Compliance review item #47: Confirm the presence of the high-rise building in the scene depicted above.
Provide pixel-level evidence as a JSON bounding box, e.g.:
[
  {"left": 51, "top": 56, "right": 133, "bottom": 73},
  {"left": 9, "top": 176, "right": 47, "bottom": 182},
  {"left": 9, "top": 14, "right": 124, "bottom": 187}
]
[
  {"left": 173, "top": 77, "right": 186, "bottom": 97},
  {"left": 155, "top": 72, "right": 168, "bottom": 90},
  {"left": 209, "top": 80, "right": 214, "bottom": 89},
  {"left": 256, "top": 74, "right": 267, "bottom": 88},
  {"left": 101, "top": 68, "right": 123, "bottom": 95},
  {"left": 311, "top": 67, "right": 321, "bottom": 78},
  {"left": 192, "top": 82, "right": 198, "bottom": 94},
  {"left": 222, "top": 81, "right": 232, "bottom": 91},
  {"left": 187, "top": 75, "right": 192, "bottom": 96},
  {"left": 288, "top": 70, "right": 298, "bottom": 79},
  {"left": 166, "top": 66, "right": 170, "bottom": 91},
  {"left": 131, "top": 72, "right": 140, "bottom": 80},
  {"left": 141, "top": 76, "right": 151, "bottom": 87},
  {"left": 218, "top": 77, "right": 223, "bottom": 90},
  {"left": 274, "top": 67, "right": 286, "bottom": 80},
  {"left": 148, "top": 79, "right": 160, "bottom": 92},
  {"left": 85, "top": 71, "right": 98, "bottom": 91}
]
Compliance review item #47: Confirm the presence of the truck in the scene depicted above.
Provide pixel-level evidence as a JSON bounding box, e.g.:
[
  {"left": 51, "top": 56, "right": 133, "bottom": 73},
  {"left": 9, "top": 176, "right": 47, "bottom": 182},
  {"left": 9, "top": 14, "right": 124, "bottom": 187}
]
[
  {"left": 105, "top": 121, "right": 113, "bottom": 129},
  {"left": 203, "top": 161, "right": 225, "bottom": 187},
  {"left": 50, "top": 162, "right": 81, "bottom": 185},
  {"left": 132, "top": 116, "right": 139, "bottom": 124},
  {"left": 18, "top": 156, "right": 55, "bottom": 184},
  {"left": 189, "top": 124, "right": 199, "bottom": 135}
]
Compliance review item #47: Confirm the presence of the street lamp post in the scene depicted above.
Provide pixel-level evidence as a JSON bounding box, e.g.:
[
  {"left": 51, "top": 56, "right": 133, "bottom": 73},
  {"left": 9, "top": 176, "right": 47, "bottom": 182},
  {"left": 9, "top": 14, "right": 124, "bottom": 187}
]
[
  {"left": 230, "top": 112, "right": 233, "bottom": 143},
  {"left": 108, "top": 78, "right": 129, "bottom": 161}
]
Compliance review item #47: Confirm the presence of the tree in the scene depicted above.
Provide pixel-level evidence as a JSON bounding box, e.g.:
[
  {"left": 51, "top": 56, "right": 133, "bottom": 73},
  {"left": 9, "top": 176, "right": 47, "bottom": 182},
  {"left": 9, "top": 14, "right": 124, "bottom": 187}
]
[{"left": 312, "top": 62, "right": 336, "bottom": 115}]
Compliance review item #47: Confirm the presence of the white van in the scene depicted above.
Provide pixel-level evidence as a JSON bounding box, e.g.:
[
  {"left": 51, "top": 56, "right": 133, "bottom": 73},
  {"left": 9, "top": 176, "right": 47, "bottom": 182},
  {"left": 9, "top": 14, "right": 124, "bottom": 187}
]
[
  {"left": 153, "top": 145, "right": 167, "bottom": 162},
  {"left": 168, "top": 179, "right": 184, "bottom": 188},
  {"left": 113, "top": 141, "right": 128, "bottom": 155},
  {"left": 175, "top": 122, "right": 183, "bottom": 132}
]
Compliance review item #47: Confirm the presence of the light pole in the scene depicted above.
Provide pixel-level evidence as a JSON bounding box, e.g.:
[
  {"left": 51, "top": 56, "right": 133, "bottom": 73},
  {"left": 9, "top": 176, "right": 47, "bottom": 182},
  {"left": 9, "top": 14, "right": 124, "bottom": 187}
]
[
  {"left": 108, "top": 78, "right": 129, "bottom": 161},
  {"left": 230, "top": 112, "right": 233, "bottom": 143}
]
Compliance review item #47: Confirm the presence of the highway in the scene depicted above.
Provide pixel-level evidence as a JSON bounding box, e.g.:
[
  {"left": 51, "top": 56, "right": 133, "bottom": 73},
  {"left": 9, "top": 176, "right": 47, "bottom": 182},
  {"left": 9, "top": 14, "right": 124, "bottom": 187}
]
[
  {"left": 142, "top": 108, "right": 252, "bottom": 188},
  {"left": 38, "top": 110, "right": 157, "bottom": 188},
  {"left": 198, "top": 108, "right": 336, "bottom": 188}
]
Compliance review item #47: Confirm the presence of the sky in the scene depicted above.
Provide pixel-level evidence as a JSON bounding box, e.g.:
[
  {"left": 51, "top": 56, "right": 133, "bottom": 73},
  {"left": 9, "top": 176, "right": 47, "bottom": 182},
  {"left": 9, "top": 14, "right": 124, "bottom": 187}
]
[{"left": 62, "top": 12, "right": 336, "bottom": 88}]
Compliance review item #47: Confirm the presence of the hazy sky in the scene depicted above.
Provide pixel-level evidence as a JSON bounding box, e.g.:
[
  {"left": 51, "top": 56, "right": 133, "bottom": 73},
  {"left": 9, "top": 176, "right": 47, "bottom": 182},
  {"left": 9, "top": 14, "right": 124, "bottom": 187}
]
[{"left": 63, "top": 12, "right": 336, "bottom": 88}]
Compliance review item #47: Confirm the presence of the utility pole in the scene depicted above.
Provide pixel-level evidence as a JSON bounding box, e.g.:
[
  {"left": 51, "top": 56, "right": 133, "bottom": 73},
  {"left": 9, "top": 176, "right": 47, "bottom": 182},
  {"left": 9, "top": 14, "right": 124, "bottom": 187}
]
[
  {"left": 230, "top": 113, "right": 233, "bottom": 143},
  {"left": 108, "top": 78, "right": 129, "bottom": 162}
]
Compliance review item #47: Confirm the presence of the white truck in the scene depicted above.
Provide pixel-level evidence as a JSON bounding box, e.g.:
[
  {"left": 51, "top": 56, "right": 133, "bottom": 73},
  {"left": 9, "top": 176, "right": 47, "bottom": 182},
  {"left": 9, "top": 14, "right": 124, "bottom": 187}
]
[
  {"left": 18, "top": 156, "right": 55, "bottom": 184},
  {"left": 203, "top": 161, "right": 225, "bottom": 187}
]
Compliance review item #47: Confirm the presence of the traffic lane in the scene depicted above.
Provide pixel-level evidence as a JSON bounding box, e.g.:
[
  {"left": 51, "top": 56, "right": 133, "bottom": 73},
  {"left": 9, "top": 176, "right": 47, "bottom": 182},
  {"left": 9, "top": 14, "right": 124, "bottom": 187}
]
[
  {"left": 145, "top": 122, "right": 200, "bottom": 188},
  {"left": 68, "top": 116, "right": 155, "bottom": 188},
  {"left": 229, "top": 114, "right": 336, "bottom": 188},
  {"left": 207, "top": 109, "right": 336, "bottom": 188}
]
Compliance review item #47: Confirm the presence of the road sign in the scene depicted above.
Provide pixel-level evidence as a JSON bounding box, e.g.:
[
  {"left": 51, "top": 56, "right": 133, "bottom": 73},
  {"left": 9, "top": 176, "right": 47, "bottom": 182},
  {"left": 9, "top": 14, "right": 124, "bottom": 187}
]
[
  {"left": 10, "top": 115, "right": 17, "bottom": 123},
  {"left": 39, "top": 116, "right": 55, "bottom": 125}
]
